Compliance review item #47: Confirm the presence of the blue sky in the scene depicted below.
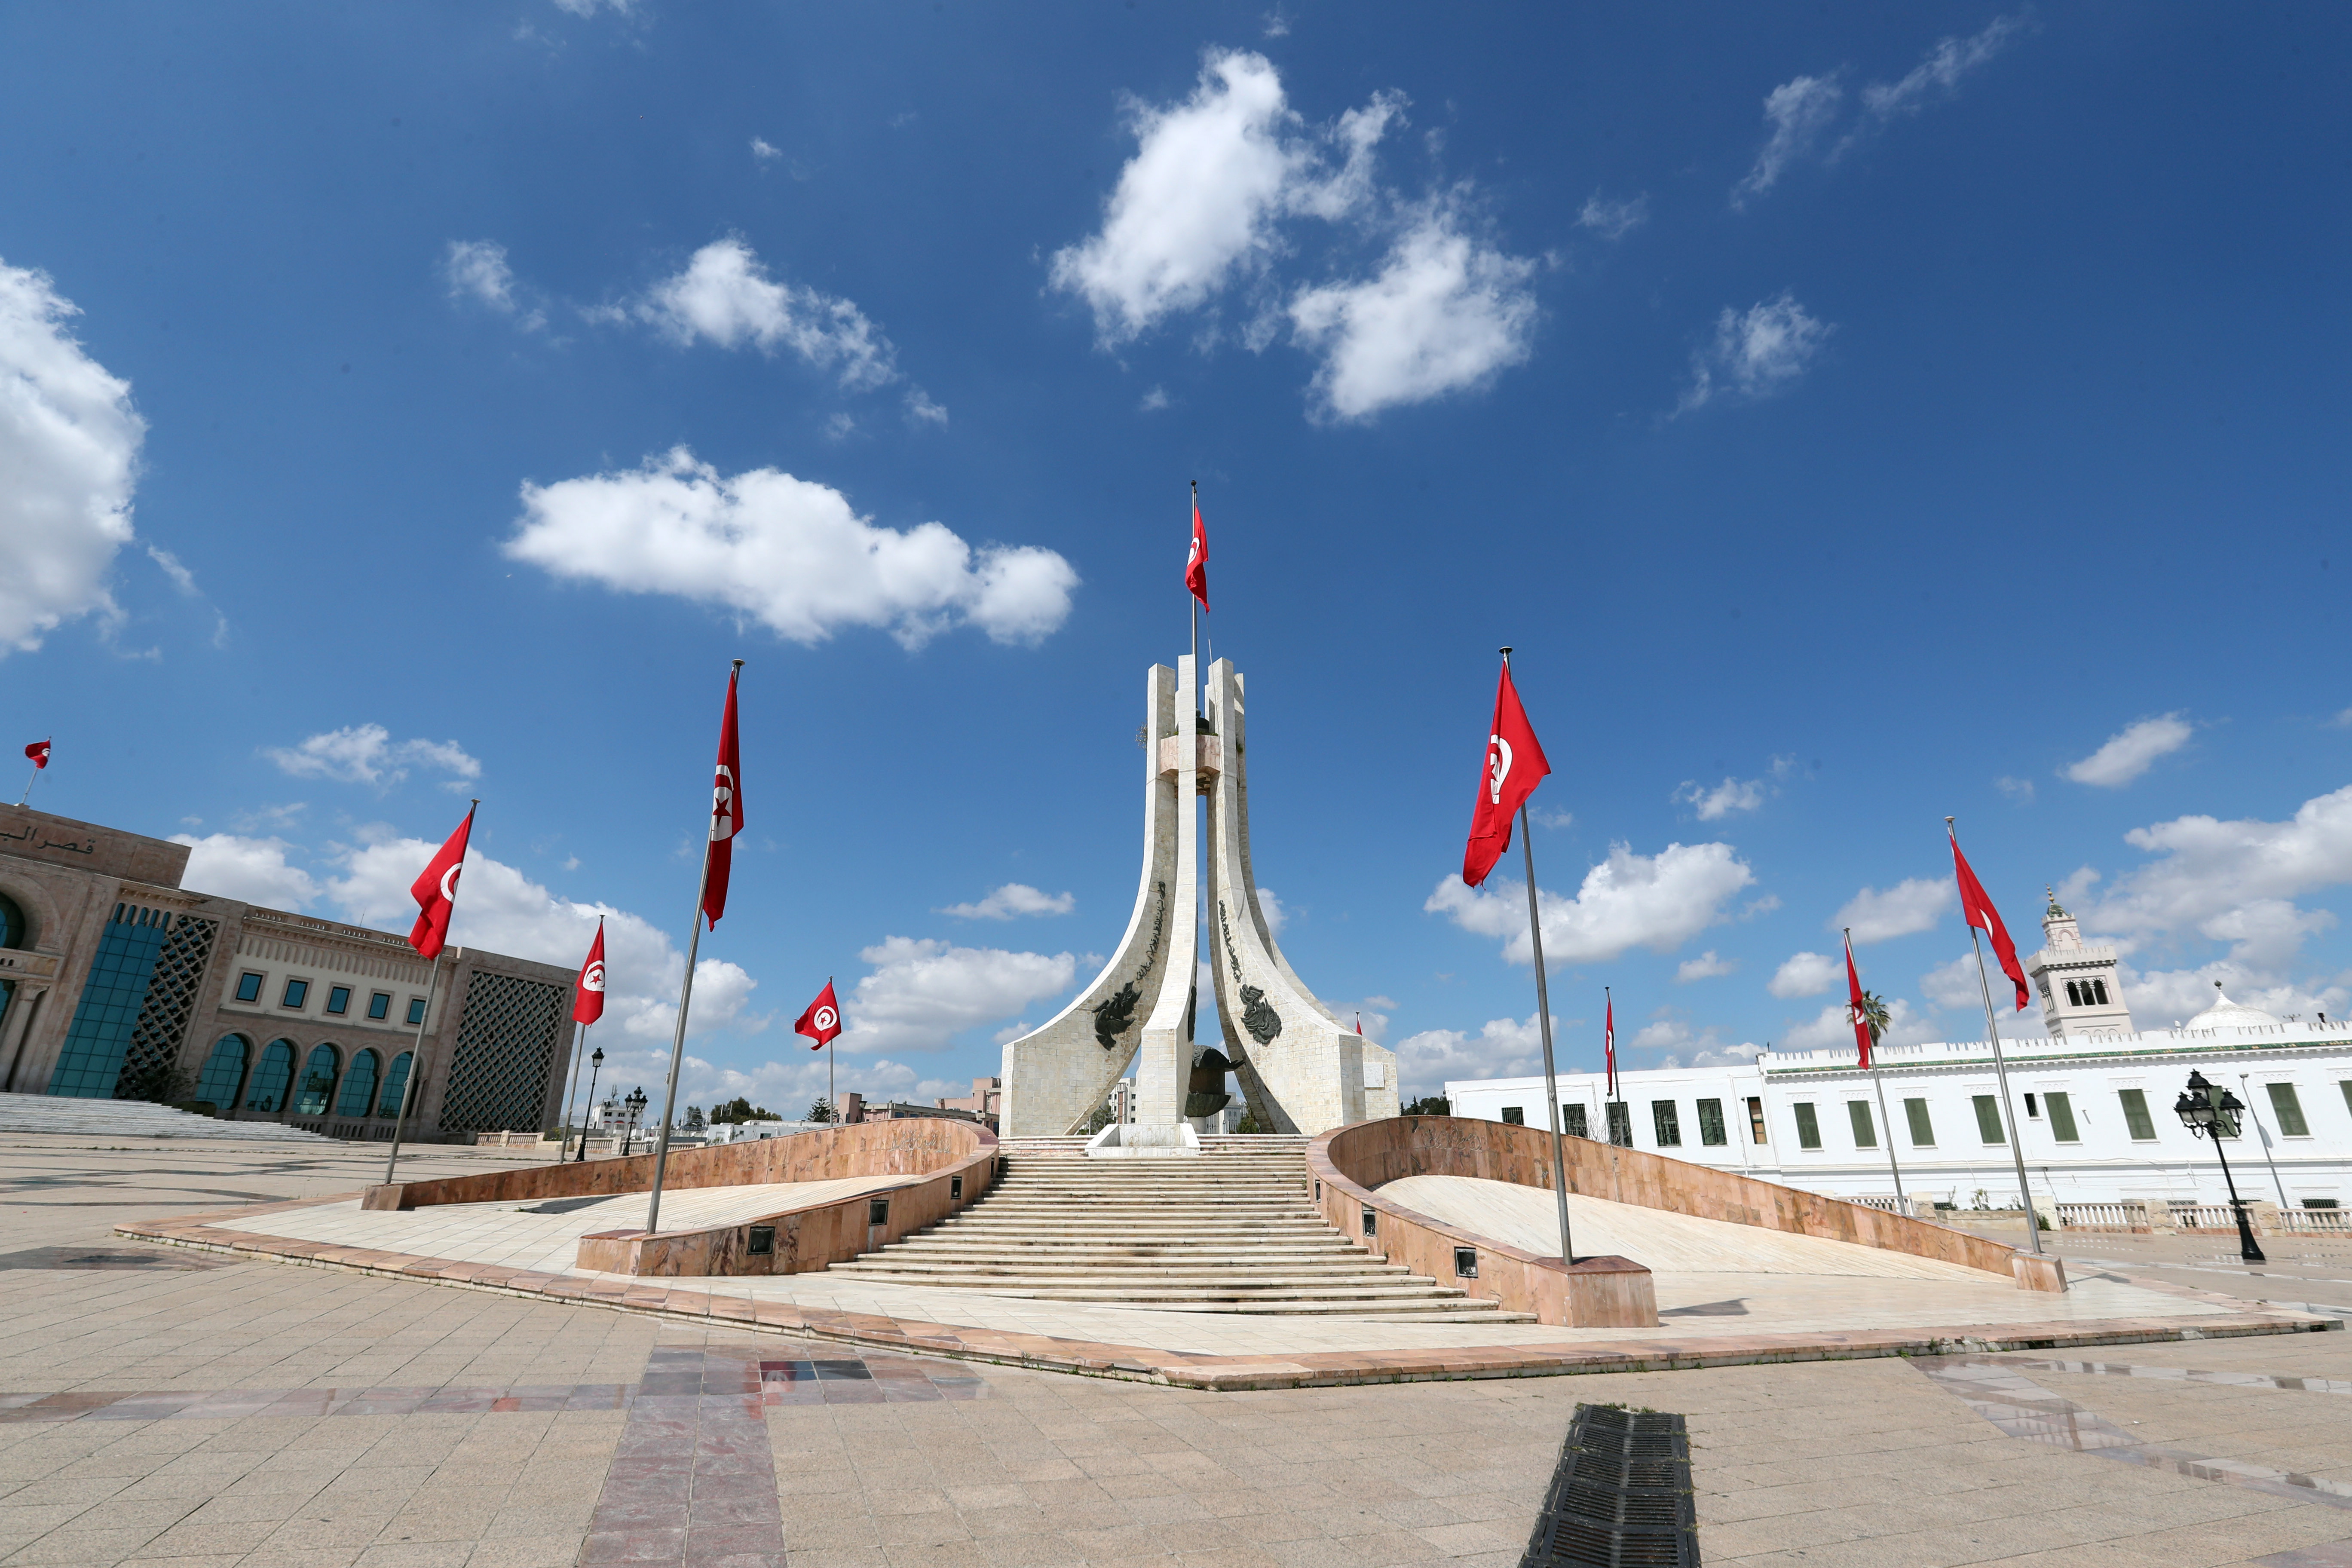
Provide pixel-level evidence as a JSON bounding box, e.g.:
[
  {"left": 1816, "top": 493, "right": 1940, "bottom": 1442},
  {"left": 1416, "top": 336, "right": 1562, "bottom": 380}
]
[{"left": 4, "top": 3, "right": 2349, "bottom": 1117}]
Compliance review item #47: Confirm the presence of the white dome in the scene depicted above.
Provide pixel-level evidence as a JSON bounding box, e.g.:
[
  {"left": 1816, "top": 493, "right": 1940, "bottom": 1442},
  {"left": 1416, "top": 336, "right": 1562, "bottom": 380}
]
[{"left": 2185, "top": 987, "right": 2281, "bottom": 1032}]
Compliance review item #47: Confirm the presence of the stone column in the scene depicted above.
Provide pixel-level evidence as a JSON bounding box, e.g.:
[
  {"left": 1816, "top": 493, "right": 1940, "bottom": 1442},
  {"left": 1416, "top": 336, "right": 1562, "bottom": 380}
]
[{"left": 1132, "top": 655, "right": 1201, "bottom": 1132}]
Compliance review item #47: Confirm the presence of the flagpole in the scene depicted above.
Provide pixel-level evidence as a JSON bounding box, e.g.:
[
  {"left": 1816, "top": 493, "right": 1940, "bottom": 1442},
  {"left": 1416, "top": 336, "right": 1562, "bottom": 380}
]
[
  {"left": 1848, "top": 928, "right": 1907, "bottom": 1213},
  {"left": 560, "top": 1020, "right": 588, "bottom": 1160},
  {"left": 647, "top": 660, "right": 742, "bottom": 1238},
  {"left": 1502, "top": 647, "right": 1574, "bottom": 1264},
  {"left": 18, "top": 736, "right": 48, "bottom": 807},
  {"left": 385, "top": 795, "right": 478, "bottom": 1186},
  {"left": 1948, "top": 817, "right": 2043, "bottom": 1257},
  {"left": 827, "top": 976, "right": 836, "bottom": 1115}
]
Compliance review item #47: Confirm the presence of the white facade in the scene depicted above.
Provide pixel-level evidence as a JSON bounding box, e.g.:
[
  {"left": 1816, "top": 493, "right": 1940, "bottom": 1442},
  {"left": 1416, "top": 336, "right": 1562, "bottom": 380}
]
[
  {"left": 704, "top": 1118, "right": 825, "bottom": 1144},
  {"left": 1447, "top": 996, "right": 2352, "bottom": 1213}
]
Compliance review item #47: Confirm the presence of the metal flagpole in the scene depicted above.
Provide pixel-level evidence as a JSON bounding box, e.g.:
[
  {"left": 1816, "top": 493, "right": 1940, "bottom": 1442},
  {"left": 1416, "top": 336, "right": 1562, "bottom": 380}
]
[
  {"left": 383, "top": 949, "right": 447, "bottom": 1185},
  {"left": 559, "top": 1020, "right": 588, "bottom": 1160},
  {"left": 18, "top": 737, "right": 48, "bottom": 807},
  {"left": 647, "top": 661, "right": 741, "bottom": 1238},
  {"left": 1849, "top": 928, "right": 1907, "bottom": 1213},
  {"left": 1502, "top": 647, "right": 1574, "bottom": 1264},
  {"left": 827, "top": 977, "right": 836, "bottom": 1116},
  {"left": 1949, "top": 816, "right": 2043, "bottom": 1256}
]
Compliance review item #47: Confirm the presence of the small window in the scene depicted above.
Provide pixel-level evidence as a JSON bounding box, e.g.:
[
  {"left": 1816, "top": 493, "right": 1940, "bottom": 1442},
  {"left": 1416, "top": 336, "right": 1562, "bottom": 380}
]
[
  {"left": 1453, "top": 1246, "right": 1478, "bottom": 1279},
  {"left": 1746, "top": 1096, "right": 1767, "bottom": 1144},
  {"left": 1793, "top": 1102, "right": 1821, "bottom": 1149},
  {"left": 325, "top": 985, "right": 352, "bottom": 1016},
  {"left": 2093, "top": 979, "right": 2110, "bottom": 1005},
  {"left": 2064, "top": 981, "right": 2080, "bottom": 1006},
  {"left": 2118, "top": 1088, "right": 2158, "bottom": 1141},
  {"left": 235, "top": 972, "right": 265, "bottom": 1003},
  {"left": 1501, "top": 1106, "right": 1525, "bottom": 1126},
  {"left": 2305, "top": 1198, "right": 2340, "bottom": 1210},
  {"left": 868, "top": 1198, "right": 890, "bottom": 1227},
  {"left": 1362, "top": 1207, "right": 1377, "bottom": 1238},
  {"left": 1696, "top": 1098, "right": 1727, "bottom": 1146},
  {"left": 1905, "top": 1098, "right": 1935, "bottom": 1148},
  {"left": 1848, "top": 1101, "right": 1876, "bottom": 1148},
  {"left": 2047, "top": 1091, "right": 2080, "bottom": 1143},
  {"left": 746, "top": 1225, "right": 775, "bottom": 1256},
  {"left": 2269, "top": 1083, "right": 2311, "bottom": 1138},
  {"left": 1651, "top": 1100, "right": 1682, "bottom": 1147},
  {"left": 281, "top": 978, "right": 309, "bottom": 1009},
  {"left": 1973, "top": 1094, "right": 2008, "bottom": 1145},
  {"left": 950, "top": 1176, "right": 964, "bottom": 1201},
  {"left": 1606, "top": 1102, "right": 1633, "bottom": 1147},
  {"left": 1562, "top": 1103, "right": 1589, "bottom": 1139},
  {"left": 2024, "top": 1092, "right": 2040, "bottom": 1118},
  {"left": 405, "top": 997, "right": 427, "bottom": 1026},
  {"left": 368, "top": 992, "right": 392, "bottom": 1021}
]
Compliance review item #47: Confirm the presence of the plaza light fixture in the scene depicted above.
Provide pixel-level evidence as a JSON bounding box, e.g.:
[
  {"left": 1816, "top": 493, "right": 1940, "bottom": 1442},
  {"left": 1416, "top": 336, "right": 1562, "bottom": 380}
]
[
  {"left": 573, "top": 1048, "right": 604, "bottom": 1164},
  {"left": 2173, "top": 1069, "right": 2266, "bottom": 1263},
  {"left": 624, "top": 1087, "right": 649, "bottom": 1157}
]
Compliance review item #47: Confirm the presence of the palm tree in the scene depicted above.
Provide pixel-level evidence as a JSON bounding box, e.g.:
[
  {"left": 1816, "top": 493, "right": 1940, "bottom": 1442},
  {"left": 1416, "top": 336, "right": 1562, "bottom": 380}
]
[{"left": 1859, "top": 990, "right": 1891, "bottom": 1054}]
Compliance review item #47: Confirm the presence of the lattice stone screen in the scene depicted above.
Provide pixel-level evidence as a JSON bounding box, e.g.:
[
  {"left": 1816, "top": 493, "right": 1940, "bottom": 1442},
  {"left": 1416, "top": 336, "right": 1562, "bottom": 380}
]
[
  {"left": 438, "top": 971, "right": 565, "bottom": 1132},
  {"left": 115, "top": 915, "right": 220, "bottom": 1099}
]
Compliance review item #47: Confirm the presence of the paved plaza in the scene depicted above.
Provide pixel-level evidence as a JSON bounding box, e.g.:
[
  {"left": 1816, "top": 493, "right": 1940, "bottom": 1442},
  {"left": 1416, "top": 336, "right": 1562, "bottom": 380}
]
[{"left": 7, "top": 1135, "right": 2352, "bottom": 1566}]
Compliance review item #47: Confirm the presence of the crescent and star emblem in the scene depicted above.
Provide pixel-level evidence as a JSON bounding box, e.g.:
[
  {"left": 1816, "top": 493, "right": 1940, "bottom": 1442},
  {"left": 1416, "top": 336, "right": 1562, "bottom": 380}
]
[
  {"left": 440, "top": 863, "right": 462, "bottom": 902},
  {"left": 1486, "top": 734, "right": 1513, "bottom": 805},
  {"left": 582, "top": 961, "right": 605, "bottom": 993},
  {"left": 710, "top": 764, "right": 737, "bottom": 840},
  {"left": 813, "top": 1006, "right": 839, "bottom": 1032}
]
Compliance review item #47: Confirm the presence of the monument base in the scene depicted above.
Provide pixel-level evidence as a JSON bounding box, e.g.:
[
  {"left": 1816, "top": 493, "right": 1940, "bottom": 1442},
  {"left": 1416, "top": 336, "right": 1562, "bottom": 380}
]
[{"left": 1084, "top": 1122, "right": 1201, "bottom": 1158}]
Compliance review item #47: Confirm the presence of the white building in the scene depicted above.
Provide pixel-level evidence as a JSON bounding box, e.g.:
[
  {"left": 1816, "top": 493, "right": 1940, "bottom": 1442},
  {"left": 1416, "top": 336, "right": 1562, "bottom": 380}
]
[
  {"left": 1446, "top": 897, "right": 2351, "bottom": 1214},
  {"left": 704, "top": 1119, "right": 825, "bottom": 1144}
]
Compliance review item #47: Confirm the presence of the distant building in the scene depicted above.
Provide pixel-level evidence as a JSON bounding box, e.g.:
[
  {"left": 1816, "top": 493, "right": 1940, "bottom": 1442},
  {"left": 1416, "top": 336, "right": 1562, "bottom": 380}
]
[
  {"left": 0, "top": 805, "right": 574, "bottom": 1142},
  {"left": 705, "top": 1119, "right": 825, "bottom": 1144},
  {"left": 935, "top": 1076, "right": 1000, "bottom": 1129}
]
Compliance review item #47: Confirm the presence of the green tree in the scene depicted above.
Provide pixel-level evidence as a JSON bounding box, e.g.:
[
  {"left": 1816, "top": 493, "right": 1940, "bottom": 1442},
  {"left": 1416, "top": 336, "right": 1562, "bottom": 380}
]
[
  {"left": 1402, "top": 1095, "right": 1451, "bottom": 1117},
  {"left": 808, "top": 1098, "right": 839, "bottom": 1124},
  {"left": 683, "top": 1105, "right": 706, "bottom": 1130}
]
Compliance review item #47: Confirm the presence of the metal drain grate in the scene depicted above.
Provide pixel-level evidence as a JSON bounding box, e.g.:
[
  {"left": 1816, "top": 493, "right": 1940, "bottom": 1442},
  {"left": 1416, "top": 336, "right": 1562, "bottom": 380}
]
[{"left": 1522, "top": 1404, "right": 1699, "bottom": 1567}]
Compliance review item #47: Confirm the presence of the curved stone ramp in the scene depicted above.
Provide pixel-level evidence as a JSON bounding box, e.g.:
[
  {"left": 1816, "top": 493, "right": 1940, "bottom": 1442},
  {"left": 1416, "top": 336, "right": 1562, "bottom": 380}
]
[{"left": 1380, "top": 1174, "right": 1989, "bottom": 1280}]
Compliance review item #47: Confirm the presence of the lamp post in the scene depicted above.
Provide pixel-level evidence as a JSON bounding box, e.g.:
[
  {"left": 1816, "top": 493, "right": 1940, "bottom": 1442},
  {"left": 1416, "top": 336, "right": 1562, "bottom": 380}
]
[
  {"left": 573, "top": 1049, "right": 604, "bottom": 1163},
  {"left": 624, "top": 1087, "right": 648, "bottom": 1158},
  {"left": 2174, "top": 1069, "right": 2266, "bottom": 1264}
]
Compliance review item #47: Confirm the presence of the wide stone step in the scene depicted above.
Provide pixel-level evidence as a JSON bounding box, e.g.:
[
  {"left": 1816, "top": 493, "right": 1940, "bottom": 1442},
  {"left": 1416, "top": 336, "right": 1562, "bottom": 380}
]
[
  {"left": 849, "top": 1256, "right": 1417, "bottom": 1278},
  {"left": 824, "top": 1273, "right": 1459, "bottom": 1302}
]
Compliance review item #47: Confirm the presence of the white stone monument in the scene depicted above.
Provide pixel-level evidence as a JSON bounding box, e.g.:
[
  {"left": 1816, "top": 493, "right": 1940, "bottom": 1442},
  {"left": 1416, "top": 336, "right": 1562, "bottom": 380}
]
[{"left": 998, "top": 656, "right": 1400, "bottom": 1140}]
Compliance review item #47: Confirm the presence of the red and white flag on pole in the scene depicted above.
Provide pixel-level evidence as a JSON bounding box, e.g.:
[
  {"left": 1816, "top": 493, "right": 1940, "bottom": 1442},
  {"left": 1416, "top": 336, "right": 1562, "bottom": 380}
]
[
  {"left": 1604, "top": 992, "right": 1617, "bottom": 1101},
  {"left": 573, "top": 920, "right": 606, "bottom": 1026},
  {"left": 1844, "top": 932, "right": 1873, "bottom": 1069},
  {"left": 407, "top": 805, "right": 475, "bottom": 960},
  {"left": 703, "top": 668, "right": 744, "bottom": 929},
  {"left": 1185, "top": 493, "right": 1210, "bottom": 612},
  {"left": 1951, "top": 826, "right": 2030, "bottom": 1011},
  {"left": 796, "top": 981, "right": 842, "bottom": 1051},
  {"left": 1462, "top": 659, "right": 1552, "bottom": 888},
  {"left": 24, "top": 740, "right": 49, "bottom": 770}
]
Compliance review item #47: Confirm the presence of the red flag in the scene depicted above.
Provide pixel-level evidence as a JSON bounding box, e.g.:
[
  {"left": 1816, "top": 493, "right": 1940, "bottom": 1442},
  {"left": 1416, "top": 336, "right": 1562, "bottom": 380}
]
[
  {"left": 1185, "top": 493, "right": 1210, "bottom": 613},
  {"left": 1604, "top": 992, "right": 1617, "bottom": 1101},
  {"left": 796, "top": 981, "right": 842, "bottom": 1050},
  {"left": 573, "top": 920, "right": 606, "bottom": 1026},
  {"left": 1844, "top": 932, "right": 1873, "bottom": 1069},
  {"left": 407, "top": 805, "right": 475, "bottom": 960},
  {"left": 703, "top": 667, "right": 744, "bottom": 929},
  {"left": 24, "top": 740, "right": 49, "bottom": 770},
  {"left": 1462, "top": 659, "right": 1552, "bottom": 887},
  {"left": 1951, "top": 827, "right": 2030, "bottom": 1011}
]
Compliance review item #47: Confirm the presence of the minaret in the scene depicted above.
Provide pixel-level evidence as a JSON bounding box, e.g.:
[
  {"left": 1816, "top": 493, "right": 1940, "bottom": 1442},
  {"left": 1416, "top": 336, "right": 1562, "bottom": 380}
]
[{"left": 2026, "top": 887, "right": 2133, "bottom": 1037}]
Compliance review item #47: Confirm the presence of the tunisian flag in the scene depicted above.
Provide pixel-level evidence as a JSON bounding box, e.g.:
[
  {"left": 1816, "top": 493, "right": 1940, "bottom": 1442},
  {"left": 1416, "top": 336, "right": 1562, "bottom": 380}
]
[
  {"left": 1844, "top": 932, "right": 1874, "bottom": 1069},
  {"left": 1462, "top": 659, "right": 1552, "bottom": 887},
  {"left": 573, "top": 920, "right": 606, "bottom": 1026},
  {"left": 408, "top": 805, "right": 475, "bottom": 960},
  {"left": 1604, "top": 992, "right": 1617, "bottom": 1101},
  {"left": 796, "top": 981, "right": 843, "bottom": 1050},
  {"left": 24, "top": 739, "right": 49, "bottom": 769},
  {"left": 703, "top": 667, "right": 744, "bottom": 929},
  {"left": 1185, "top": 493, "right": 1210, "bottom": 612},
  {"left": 1951, "top": 826, "right": 2030, "bottom": 1011}
]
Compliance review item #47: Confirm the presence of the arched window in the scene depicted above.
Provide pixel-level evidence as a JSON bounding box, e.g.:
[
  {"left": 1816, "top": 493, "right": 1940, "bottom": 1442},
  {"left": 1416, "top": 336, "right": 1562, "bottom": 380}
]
[
  {"left": 2092, "top": 979, "right": 2110, "bottom": 1005},
  {"left": 247, "top": 1040, "right": 296, "bottom": 1112},
  {"left": 194, "top": 1035, "right": 250, "bottom": 1111},
  {"left": 2065, "top": 981, "right": 2082, "bottom": 1006},
  {"left": 294, "top": 1044, "right": 341, "bottom": 1116},
  {"left": 335, "top": 1049, "right": 379, "bottom": 1118},
  {"left": 0, "top": 889, "right": 22, "bottom": 1041},
  {"left": 378, "top": 1052, "right": 413, "bottom": 1118}
]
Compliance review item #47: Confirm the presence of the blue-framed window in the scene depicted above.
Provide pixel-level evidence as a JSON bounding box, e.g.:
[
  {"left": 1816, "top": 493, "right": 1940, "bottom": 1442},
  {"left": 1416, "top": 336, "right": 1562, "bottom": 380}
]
[
  {"left": 194, "top": 1035, "right": 250, "bottom": 1110},
  {"left": 246, "top": 1040, "right": 296, "bottom": 1112},
  {"left": 406, "top": 997, "right": 426, "bottom": 1026},
  {"left": 294, "top": 1044, "right": 340, "bottom": 1116},
  {"left": 235, "top": 972, "right": 264, "bottom": 1003},
  {"left": 47, "top": 905, "right": 172, "bottom": 1098},
  {"left": 378, "top": 1052, "right": 413, "bottom": 1118},
  {"left": 368, "top": 991, "right": 391, "bottom": 1020},
  {"left": 335, "top": 1049, "right": 379, "bottom": 1118},
  {"left": 281, "top": 978, "right": 309, "bottom": 1009},
  {"left": 326, "top": 985, "right": 351, "bottom": 1016}
]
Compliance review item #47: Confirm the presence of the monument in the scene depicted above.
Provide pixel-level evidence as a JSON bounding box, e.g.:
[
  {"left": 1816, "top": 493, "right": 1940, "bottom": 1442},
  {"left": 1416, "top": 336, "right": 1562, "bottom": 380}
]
[{"left": 998, "top": 654, "right": 1400, "bottom": 1140}]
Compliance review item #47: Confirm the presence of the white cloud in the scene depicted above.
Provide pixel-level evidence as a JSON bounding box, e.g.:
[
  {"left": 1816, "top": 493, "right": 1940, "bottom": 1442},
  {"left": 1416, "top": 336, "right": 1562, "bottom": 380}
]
[
  {"left": 1919, "top": 952, "right": 1986, "bottom": 1014},
  {"left": 1326, "top": 993, "right": 1395, "bottom": 1044},
  {"left": 1834, "top": 877, "right": 1954, "bottom": 943},
  {"left": 1861, "top": 14, "right": 2030, "bottom": 121},
  {"left": 1732, "top": 74, "right": 1843, "bottom": 207},
  {"left": 1996, "top": 775, "right": 2035, "bottom": 802},
  {"left": 264, "top": 724, "right": 482, "bottom": 789},
  {"left": 1782, "top": 994, "right": 1940, "bottom": 1052},
  {"left": 1255, "top": 887, "right": 1287, "bottom": 936},
  {"left": 146, "top": 546, "right": 196, "bottom": 595},
  {"left": 1629, "top": 1016, "right": 1761, "bottom": 1069},
  {"left": 2062, "top": 714, "right": 2193, "bottom": 788},
  {"left": 1050, "top": 51, "right": 1400, "bottom": 344},
  {"left": 2122, "top": 963, "right": 2348, "bottom": 1030},
  {"left": 1675, "top": 950, "right": 1735, "bottom": 983},
  {"left": 627, "top": 238, "right": 900, "bottom": 393},
  {"left": 172, "top": 833, "right": 321, "bottom": 910},
  {"left": 1576, "top": 192, "right": 1649, "bottom": 241},
  {"left": 1678, "top": 292, "right": 1831, "bottom": 413},
  {"left": 750, "top": 137, "right": 783, "bottom": 163},
  {"left": 445, "top": 241, "right": 519, "bottom": 315},
  {"left": 1425, "top": 841, "right": 1755, "bottom": 967},
  {"left": 1395, "top": 1012, "right": 1556, "bottom": 1094},
  {"left": 837, "top": 936, "right": 1078, "bottom": 1054},
  {"left": 553, "top": 0, "right": 636, "bottom": 14},
  {"left": 1769, "top": 951, "right": 1841, "bottom": 998},
  {"left": 0, "top": 259, "right": 144, "bottom": 655},
  {"left": 1289, "top": 197, "right": 1537, "bottom": 422},
  {"left": 505, "top": 447, "right": 1078, "bottom": 649},
  {"left": 1675, "top": 775, "right": 1765, "bottom": 821},
  {"left": 938, "top": 883, "right": 1075, "bottom": 921},
  {"left": 903, "top": 389, "right": 949, "bottom": 427},
  {"left": 1138, "top": 386, "right": 1170, "bottom": 413}
]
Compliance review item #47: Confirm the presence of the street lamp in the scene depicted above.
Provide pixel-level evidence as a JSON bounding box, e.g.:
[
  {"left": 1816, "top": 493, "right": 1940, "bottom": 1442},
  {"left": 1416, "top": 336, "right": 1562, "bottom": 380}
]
[
  {"left": 573, "top": 1048, "right": 604, "bottom": 1163},
  {"left": 2174, "top": 1069, "right": 2266, "bottom": 1264},
  {"left": 624, "top": 1087, "right": 649, "bottom": 1157}
]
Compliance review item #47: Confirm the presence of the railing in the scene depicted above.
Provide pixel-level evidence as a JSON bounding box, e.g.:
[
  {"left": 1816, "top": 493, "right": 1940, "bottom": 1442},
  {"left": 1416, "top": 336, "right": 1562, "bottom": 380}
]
[
  {"left": 2057, "top": 1202, "right": 2141, "bottom": 1231},
  {"left": 2274, "top": 1208, "right": 2352, "bottom": 1234},
  {"left": 1848, "top": 1195, "right": 1907, "bottom": 1213},
  {"left": 2167, "top": 1203, "right": 2241, "bottom": 1232}
]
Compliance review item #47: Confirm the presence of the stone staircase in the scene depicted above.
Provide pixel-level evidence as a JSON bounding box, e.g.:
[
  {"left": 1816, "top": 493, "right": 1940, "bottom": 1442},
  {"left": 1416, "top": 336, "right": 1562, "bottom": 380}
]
[{"left": 827, "top": 1136, "right": 1535, "bottom": 1321}]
